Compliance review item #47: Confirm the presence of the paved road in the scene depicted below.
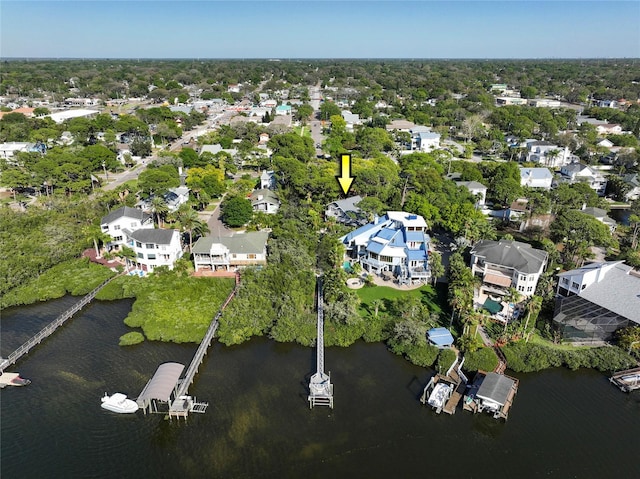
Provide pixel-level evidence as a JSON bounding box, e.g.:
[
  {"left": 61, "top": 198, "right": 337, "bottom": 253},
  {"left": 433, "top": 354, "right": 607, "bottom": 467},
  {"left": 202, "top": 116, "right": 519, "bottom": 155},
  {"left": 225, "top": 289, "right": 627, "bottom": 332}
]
[
  {"left": 308, "top": 82, "right": 326, "bottom": 156},
  {"left": 205, "top": 200, "right": 234, "bottom": 239}
]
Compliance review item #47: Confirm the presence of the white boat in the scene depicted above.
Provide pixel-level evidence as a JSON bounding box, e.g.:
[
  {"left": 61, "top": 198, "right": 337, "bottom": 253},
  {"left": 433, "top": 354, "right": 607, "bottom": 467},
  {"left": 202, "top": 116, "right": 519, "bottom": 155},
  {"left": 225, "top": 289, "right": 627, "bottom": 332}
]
[
  {"left": 101, "top": 392, "right": 139, "bottom": 414},
  {"left": 0, "top": 372, "right": 31, "bottom": 388},
  {"left": 427, "top": 382, "right": 454, "bottom": 410}
]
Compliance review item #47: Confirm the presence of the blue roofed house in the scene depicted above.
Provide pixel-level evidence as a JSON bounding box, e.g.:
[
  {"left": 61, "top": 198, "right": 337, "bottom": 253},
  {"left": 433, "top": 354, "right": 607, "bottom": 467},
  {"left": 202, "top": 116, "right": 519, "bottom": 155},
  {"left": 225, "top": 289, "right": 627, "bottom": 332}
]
[{"left": 340, "top": 211, "right": 430, "bottom": 285}]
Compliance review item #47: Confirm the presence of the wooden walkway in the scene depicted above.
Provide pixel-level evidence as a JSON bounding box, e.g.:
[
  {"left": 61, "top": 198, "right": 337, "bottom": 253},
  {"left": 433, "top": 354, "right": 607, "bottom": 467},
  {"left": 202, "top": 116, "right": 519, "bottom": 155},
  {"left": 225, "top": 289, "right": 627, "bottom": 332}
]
[
  {"left": 308, "top": 275, "right": 333, "bottom": 408},
  {"left": 421, "top": 354, "right": 468, "bottom": 415},
  {"left": 0, "top": 276, "right": 117, "bottom": 374},
  {"left": 169, "top": 274, "right": 240, "bottom": 417}
]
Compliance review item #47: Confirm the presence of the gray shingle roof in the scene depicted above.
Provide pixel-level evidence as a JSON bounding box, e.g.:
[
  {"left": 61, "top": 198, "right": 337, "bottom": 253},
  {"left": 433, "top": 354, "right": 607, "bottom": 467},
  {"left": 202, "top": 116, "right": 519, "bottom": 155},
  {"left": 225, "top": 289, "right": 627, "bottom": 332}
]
[
  {"left": 128, "top": 228, "right": 177, "bottom": 245},
  {"left": 101, "top": 206, "right": 151, "bottom": 225},
  {"left": 471, "top": 240, "right": 548, "bottom": 274},
  {"left": 477, "top": 373, "right": 516, "bottom": 406},
  {"left": 327, "top": 195, "right": 363, "bottom": 213},
  {"left": 571, "top": 262, "right": 640, "bottom": 323},
  {"left": 192, "top": 232, "right": 269, "bottom": 255}
]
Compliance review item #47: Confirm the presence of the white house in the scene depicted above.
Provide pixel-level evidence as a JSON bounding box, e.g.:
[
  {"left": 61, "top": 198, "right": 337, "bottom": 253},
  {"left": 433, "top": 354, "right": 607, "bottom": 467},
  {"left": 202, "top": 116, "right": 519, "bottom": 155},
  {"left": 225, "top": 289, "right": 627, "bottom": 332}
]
[
  {"left": 250, "top": 189, "right": 280, "bottom": 214},
  {"left": 275, "top": 104, "right": 292, "bottom": 116},
  {"left": 260, "top": 99, "right": 278, "bottom": 108},
  {"left": 340, "top": 211, "right": 430, "bottom": 285},
  {"left": 520, "top": 167, "right": 553, "bottom": 189},
  {"left": 48, "top": 109, "right": 100, "bottom": 124},
  {"left": 596, "top": 124, "right": 623, "bottom": 135},
  {"left": 470, "top": 239, "right": 548, "bottom": 298},
  {"left": 101, "top": 206, "right": 154, "bottom": 249},
  {"left": 554, "top": 261, "right": 640, "bottom": 343},
  {"left": 580, "top": 206, "right": 617, "bottom": 233},
  {"left": 258, "top": 169, "right": 274, "bottom": 189},
  {"left": 125, "top": 228, "right": 183, "bottom": 272},
  {"left": 524, "top": 141, "right": 573, "bottom": 167},
  {"left": 455, "top": 181, "right": 487, "bottom": 207},
  {"left": 137, "top": 186, "right": 190, "bottom": 213},
  {"left": 559, "top": 163, "right": 607, "bottom": 195},
  {"left": 227, "top": 84, "right": 241, "bottom": 93},
  {"left": 192, "top": 232, "right": 269, "bottom": 272},
  {"left": 410, "top": 126, "right": 440, "bottom": 152},
  {"left": 341, "top": 110, "right": 361, "bottom": 130},
  {"left": 623, "top": 174, "right": 640, "bottom": 202},
  {"left": 0, "top": 142, "right": 34, "bottom": 159},
  {"left": 528, "top": 98, "right": 561, "bottom": 108}
]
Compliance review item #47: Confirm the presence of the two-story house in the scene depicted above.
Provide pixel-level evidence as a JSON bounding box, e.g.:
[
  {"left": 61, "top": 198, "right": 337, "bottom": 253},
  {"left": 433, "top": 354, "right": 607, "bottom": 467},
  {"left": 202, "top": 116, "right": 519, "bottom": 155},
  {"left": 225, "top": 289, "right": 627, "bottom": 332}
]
[
  {"left": 101, "top": 206, "right": 154, "bottom": 249},
  {"left": 524, "top": 141, "right": 573, "bottom": 167},
  {"left": 520, "top": 167, "right": 553, "bottom": 189},
  {"left": 410, "top": 126, "right": 440, "bottom": 152},
  {"left": 340, "top": 211, "right": 430, "bottom": 285},
  {"left": 192, "top": 232, "right": 269, "bottom": 272},
  {"left": 559, "top": 163, "right": 607, "bottom": 195},
  {"left": 250, "top": 189, "right": 280, "bottom": 214},
  {"left": 554, "top": 261, "right": 640, "bottom": 343},
  {"left": 455, "top": 181, "right": 487, "bottom": 207},
  {"left": 125, "top": 229, "right": 183, "bottom": 272},
  {"left": 470, "top": 239, "right": 548, "bottom": 298},
  {"left": 325, "top": 195, "right": 364, "bottom": 225}
]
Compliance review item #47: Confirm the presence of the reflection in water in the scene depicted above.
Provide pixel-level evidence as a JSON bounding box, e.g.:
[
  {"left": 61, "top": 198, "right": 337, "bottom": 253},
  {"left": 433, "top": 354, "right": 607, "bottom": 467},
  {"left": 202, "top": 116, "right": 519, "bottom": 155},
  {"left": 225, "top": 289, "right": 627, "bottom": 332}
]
[{"left": 1, "top": 297, "right": 639, "bottom": 478}]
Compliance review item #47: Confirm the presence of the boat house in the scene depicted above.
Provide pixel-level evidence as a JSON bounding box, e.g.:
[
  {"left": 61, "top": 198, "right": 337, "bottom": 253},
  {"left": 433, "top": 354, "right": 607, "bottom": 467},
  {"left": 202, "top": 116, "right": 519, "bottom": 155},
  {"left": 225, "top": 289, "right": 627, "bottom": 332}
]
[
  {"left": 464, "top": 371, "right": 519, "bottom": 420},
  {"left": 136, "top": 362, "right": 185, "bottom": 415}
]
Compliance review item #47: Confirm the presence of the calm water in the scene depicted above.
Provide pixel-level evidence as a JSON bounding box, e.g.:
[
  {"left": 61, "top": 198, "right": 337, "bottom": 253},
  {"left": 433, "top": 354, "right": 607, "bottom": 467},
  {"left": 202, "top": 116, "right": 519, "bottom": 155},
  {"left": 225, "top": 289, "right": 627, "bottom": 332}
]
[{"left": 1, "top": 297, "right": 639, "bottom": 479}]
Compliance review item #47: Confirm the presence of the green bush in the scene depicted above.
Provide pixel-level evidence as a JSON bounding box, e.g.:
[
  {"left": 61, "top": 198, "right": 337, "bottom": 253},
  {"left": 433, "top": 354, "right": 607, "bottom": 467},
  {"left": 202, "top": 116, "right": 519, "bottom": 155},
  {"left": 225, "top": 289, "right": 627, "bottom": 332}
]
[
  {"left": 1, "top": 258, "right": 115, "bottom": 309},
  {"left": 501, "top": 341, "right": 636, "bottom": 373},
  {"left": 390, "top": 342, "right": 439, "bottom": 368},
  {"left": 463, "top": 347, "right": 499, "bottom": 372},
  {"left": 435, "top": 348, "right": 457, "bottom": 373},
  {"left": 119, "top": 331, "right": 145, "bottom": 346}
]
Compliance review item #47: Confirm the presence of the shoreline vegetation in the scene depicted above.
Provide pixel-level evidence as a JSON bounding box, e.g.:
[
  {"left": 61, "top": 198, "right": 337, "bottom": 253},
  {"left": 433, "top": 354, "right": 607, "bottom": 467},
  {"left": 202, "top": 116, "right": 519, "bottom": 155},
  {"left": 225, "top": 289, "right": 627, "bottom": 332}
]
[{"left": 2, "top": 259, "right": 635, "bottom": 375}]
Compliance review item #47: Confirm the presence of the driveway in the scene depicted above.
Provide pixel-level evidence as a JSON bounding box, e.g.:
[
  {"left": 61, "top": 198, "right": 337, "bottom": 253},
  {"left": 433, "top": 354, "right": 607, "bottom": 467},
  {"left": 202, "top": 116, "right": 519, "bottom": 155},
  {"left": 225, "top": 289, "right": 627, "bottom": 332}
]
[{"left": 204, "top": 200, "right": 234, "bottom": 238}]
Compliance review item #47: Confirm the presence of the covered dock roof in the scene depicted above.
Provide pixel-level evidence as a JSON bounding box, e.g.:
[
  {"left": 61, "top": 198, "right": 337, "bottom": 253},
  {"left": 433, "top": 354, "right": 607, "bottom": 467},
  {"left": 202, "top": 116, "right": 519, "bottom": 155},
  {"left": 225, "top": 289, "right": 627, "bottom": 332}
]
[
  {"left": 137, "top": 362, "right": 184, "bottom": 404},
  {"left": 477, "top": 372, "right": 516, "bottom": 406}
]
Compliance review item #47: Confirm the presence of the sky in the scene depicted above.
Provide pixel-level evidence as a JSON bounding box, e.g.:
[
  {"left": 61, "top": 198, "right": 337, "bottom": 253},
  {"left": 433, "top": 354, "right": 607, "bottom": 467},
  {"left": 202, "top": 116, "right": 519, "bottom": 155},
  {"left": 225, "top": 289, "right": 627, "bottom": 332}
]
[{"left": 1, "top": 1, "right": 639, "bottom": 59}]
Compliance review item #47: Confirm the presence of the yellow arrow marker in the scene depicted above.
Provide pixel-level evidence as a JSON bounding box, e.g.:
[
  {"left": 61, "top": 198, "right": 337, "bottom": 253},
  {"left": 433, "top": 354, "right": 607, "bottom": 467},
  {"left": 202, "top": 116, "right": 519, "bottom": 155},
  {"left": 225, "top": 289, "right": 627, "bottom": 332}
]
[{"left": 336, "top": 153, "right": 355, "bottom": 196}]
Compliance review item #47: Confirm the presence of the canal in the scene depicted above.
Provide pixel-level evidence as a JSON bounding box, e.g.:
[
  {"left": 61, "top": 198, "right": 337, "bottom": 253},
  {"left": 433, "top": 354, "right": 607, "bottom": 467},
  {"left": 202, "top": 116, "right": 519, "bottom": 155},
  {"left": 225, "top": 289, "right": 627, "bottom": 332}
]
[{"left": 1, "top": 297, "right": 639, "bottom": 478}]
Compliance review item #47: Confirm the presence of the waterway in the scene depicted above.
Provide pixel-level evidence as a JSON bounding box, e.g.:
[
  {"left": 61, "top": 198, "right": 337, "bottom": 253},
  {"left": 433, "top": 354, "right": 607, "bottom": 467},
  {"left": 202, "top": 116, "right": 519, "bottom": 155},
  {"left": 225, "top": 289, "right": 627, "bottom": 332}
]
[{"left": 1, "top": 297, "right": 639, "bottom": 478}]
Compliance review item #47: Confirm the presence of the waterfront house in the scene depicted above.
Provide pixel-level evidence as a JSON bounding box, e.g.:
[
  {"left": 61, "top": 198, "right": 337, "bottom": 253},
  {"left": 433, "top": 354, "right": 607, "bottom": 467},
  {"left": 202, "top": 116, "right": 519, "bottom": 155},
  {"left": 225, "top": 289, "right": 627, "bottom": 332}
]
[
  {"left": 125, "top": 228, "right": 183, "bottom": 272},
  {"left": 192, "top": 232, "right": 269, "bottom": 272},
  {"left": 464, "top": 371, "right": 519, "bottom": 420},
  {"left": 340, "top": 211, "right": 430, "bottom": 285},
  {"left": 325, "top": 195, "right": 364, "bottom": 225},
  {"left": 554, "top": 261, "right": 640, "bottom": 343},
  {"left": 101, "top": 206, "right": 154, "bottom": 249},
  {"left": 470, "top": 239, "right": 548, "bottom": 299}
]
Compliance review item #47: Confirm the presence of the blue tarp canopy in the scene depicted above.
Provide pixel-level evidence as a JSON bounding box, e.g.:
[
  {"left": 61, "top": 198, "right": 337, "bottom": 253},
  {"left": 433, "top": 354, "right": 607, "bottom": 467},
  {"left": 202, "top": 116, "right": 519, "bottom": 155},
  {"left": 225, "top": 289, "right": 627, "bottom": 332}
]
[{"left": 427, "top": 327, "right": 454, "bottom": 347}]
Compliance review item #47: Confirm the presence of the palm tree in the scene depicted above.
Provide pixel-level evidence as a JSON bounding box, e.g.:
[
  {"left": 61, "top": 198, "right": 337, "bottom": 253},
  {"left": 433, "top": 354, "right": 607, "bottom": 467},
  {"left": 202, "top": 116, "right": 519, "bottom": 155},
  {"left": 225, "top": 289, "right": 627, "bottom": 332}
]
[
  {"left": 371, "top": 299, "right": 384, "bottom": 318},
  {"left": 150, "top": 196, "right": 168, "bottom": 228},
  {"left": 503, "top": 287, "right": 522, "bottom": 332},
  {"left": 522, "top": 295, "right": 543, "bottom": 341},
  {"left": 546, "top": 148, "right": 561, "bottom": 167},
  {"left": 83, "top": 223, "right": 111, "bottom": 258},
  {"left": 175, "top": 205, "right": 210, "bottom": 253}
]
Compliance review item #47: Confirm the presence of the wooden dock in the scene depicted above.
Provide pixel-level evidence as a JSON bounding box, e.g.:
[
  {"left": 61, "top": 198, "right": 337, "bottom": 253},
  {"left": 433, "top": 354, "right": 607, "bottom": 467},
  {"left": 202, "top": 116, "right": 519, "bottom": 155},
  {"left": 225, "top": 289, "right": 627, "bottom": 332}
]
[
  {"left": 0, "top": 276, "right": 117, "bottom": 374},
  {"left": 421, "top": 354, "right": 468, "bottom": 415},
  {"left": 168, "top": 274, "right": 240, "bottom": 419},
  {"left": 610, "top": 366, "right": 640, "bottom": 392}
]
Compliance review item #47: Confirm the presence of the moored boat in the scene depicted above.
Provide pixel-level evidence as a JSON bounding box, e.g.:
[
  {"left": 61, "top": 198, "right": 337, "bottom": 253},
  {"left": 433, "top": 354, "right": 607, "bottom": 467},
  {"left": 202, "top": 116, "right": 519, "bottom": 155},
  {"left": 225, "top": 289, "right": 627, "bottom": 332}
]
[
  {"left": 101, "top": 392, "right": 139, "bottom": 414},
  {"left": 0, "top": 372, "right": 31, "bottom": 388}
]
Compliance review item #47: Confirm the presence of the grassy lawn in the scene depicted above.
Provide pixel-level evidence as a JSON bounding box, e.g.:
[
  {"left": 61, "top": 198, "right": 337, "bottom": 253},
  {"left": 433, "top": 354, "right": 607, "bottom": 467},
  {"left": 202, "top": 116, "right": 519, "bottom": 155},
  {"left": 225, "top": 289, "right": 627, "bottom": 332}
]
[
  {"left": 293, "top": 126, "right": 312, "bottom": 138},
  {"left": 356, "top": 283, "right": 448, "bottom": 315},
  {"left": 527, "top": 332, "right": 594, "bottom": 351}
]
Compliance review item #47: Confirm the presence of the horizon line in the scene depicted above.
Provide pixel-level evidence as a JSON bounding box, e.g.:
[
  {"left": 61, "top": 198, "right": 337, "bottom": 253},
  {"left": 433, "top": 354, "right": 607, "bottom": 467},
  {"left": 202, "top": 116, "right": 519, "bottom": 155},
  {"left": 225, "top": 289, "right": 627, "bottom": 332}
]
[{"left": 2, "top": 56, "right": 639, "bottom": 61}]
